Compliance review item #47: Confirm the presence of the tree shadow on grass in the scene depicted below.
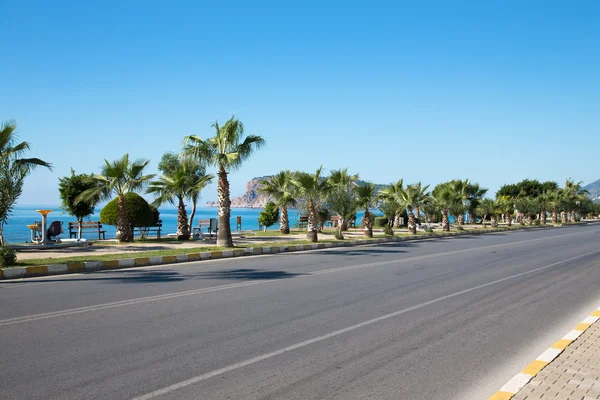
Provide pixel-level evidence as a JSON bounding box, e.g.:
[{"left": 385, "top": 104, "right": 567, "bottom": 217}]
[{"left": 195, "top": 268, "right": 304, "bottom": 281}]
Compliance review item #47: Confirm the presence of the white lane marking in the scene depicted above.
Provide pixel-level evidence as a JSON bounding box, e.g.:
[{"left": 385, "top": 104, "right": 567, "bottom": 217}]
[
  {"left": 132, "top": 249, "right": 600, "bottom": 400},
  {"left": 1, "top": 231, "right": 598, "bottom": 326}
]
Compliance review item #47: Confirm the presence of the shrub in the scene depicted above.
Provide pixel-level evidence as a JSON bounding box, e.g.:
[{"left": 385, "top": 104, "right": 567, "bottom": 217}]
[
  {"left": 259, "top": 201, "right": 279, "bottom": 230},
  {"left": 0, "top": 246, "right": 17, "bottom": 267},
  {"left": 334, "top": 229, "right": 344, "bottom": 240},
  {"left": 100, "top": 192, "right": 158, "bottom": 227},
  {"left": 423, "top": 226, "right": 433, "bottom": 233},
  {"left": 533, "top": 219, "right": 541, "bottom": 226},
  {"left": 456, "top": 225, "right": 464, "bottom": 231},
  {"left": 383, "top": 225, "right": 394, "bottom": 236},
  {"left": 374, "top": 217, "right": 389, "bottom": 227}
]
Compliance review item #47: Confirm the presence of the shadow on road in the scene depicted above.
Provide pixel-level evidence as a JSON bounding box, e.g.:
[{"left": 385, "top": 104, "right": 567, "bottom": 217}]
[{"left": 195, "top": 268, "right": 304, "bottom": 280}]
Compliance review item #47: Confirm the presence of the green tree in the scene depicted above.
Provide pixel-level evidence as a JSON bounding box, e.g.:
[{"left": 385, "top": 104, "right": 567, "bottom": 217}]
[
  {"left": 327, "top": 186, "right": 359, "bottom": 239},
  {"left": 355, "top": 182, "right": 377, "bottom": 238},
  {"left": 328, "top": 168, "right": 359, "bottom": 231},
  {"left": 58, "top": 169, "right": 98, "bottom": 239},
  {"left": 257, "top": 170, "right": 297, "bottom": 234},
  {"left": 432, "top": 182, "right": 456, "bottom": 232},
  {"left": 0, "top": 121, "right": 52, "bottom": 245},
  {"left": 183, "top": 116, "right": 265, "bottom": 247},
  {"left": 100, "top": 192, "right": 157, "bottom": 228},
  {"left": 465, "top": 182, "right": 488, "bottom": 224},
  {"left": 147, "top": 162, "right": 213, "bottom": 240},
  {"left": 291, "top": 166, "right": 332, "bottom": 242},
  {"left": 258, "top": 201, "right": 279, "bottom": 231},
  {"left": 477, "top": 198, "right": 498, "bottom": 227},
  {"left": 377, "top": 179, "right": 405, "bottom": 228},
  {"left": 76, "top": 154, "right": 153, "bottom": 242},
  {"left": 400, "top": 182, "right": 431, "bottom": 234}
]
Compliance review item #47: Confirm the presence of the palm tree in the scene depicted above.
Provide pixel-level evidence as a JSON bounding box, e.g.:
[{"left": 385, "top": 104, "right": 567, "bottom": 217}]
[
  {"left": 547, "top": 190, "right": 561, "bottom": 224},
  {"left": 355, "top": 183, "right": 377, "bottom": 238},
  {"left": 477, "top": 198, "right": 498, "bottom": 227},
  {"left": 147, "top": 164, "right": 213, "bottom": 239},
  {"left": 76, "top": 154, "right": 153, "bottom": 242},
  {"left": 400, "top": 182, "right": 431, "bottom": 234},
  {"left": 563, "top": 179, "right": 589, "bottom": 222},
  {"left": 446, "top": 179, "right": 469, "bottom": 225},
  {"left": 183, "top": 116, "right": 265, "bottom": 247},
  {"left": 497, "top": 195, "right": 514, "bottom": 227},
  {"left": 0, "top": 121, "right": 52, "bottom": 245},
  {"left": 466, "top": 182, "right": 488, "bottom": 224},
  {"left": 514, "top": 196, "right": 538, "bottom": 225},
  {"left": 378, "top": 179, "right": 404, "bottom": 228},
  {"left": 291, "top": 166, "right": 331, "bottom": 242},
  {"left": 328, "top": 168, "right": 359, "bottom": 231},
  {"left": 258, "top": 170, "right": 297, "bottom": 234},
  {"left": 432, "top": 183, "right": 455, "bottom": 232}
]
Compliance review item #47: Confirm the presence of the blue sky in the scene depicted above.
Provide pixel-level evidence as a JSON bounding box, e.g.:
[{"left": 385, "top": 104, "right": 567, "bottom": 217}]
[{"left": 2, "top": 0, "right": 599, "bottom": 205}]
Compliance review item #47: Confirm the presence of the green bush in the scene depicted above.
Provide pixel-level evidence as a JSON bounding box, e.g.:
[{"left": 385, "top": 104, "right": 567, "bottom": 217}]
[
  {"left": 383, "top": 225, "right": 394, "bottom": 236},
  {"left": 334, "top": 229, "right": 344, "bottom": 240},
  {"left": 533, "top": 219, "right": 541, "bottom": 226},
  {"left": 100, "top": 192, "right": 158, "bottom": 227},
  {"left": 456, "top": 225, "right": 464, "bottom": 231},
  {"left": 259, "top": 201, "right": 279, "bottom": 229},
  {"left": 423, "top": 226, "right": 434, "bottom": 233},
  {"left": 0, "top": 246, "right": 17, "bottom": 267},
  {"left": 374, "top": 217, "right": 389, "bottom": 227}
]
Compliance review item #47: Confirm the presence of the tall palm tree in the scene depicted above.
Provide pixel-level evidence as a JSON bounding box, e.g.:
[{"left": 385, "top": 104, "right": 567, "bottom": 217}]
[
  {"left": 355, "top": 183, "right": 377, "bottom": 238},
  {"left": 497, "top": 195, "right": 514, "bottom": 227},
  {"left": 466, "top": 182, "right": 488, "bottom": 224},
  {"left": 447, "top": 179, "right": 469, "bottom": 225},
  {"left": 147, "top": 164, "right": 213, "bottom": 239},
  {"left": 432, "top": 183, "right": 455, "bottom": 232},
  {"left": 0, "top": 121, "right": 52, "bottom": 245},
  {"left": 378, "top": 179, "right": 404, "bottom": 228},
  {"left": 183, "top": 116, "right": 265, "bottom": 247},
  {"left": 563, "top": 179, "right": 589, "bottom": 222},
  {"left": 258, "top": 170, "right": 297, "bottom": 234},
  {"left": 291, "top": 166, "right": 331, "bottom": 242},
  {"left": 547, "top": 190, "right": 561, "bottom": 224},
  {"left": 76, "top": 154, "right": 153, "bottom": 242},
  {"left": 400, "top": 182, "right": 431, "bottom": 234}
]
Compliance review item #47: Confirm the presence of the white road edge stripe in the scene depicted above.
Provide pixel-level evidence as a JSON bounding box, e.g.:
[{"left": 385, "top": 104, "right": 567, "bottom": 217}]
[{"left": 132, "top": 249, "right": 600, "bottom": 400}]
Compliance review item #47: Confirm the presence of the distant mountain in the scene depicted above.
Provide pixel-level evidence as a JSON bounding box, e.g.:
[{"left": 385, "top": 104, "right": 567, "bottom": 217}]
[
  {"left": 583, "top": 179, "right": 600, "bottom": 201},
  {"left": 206, "top": 176, "right": 387, "bottom": 208}
]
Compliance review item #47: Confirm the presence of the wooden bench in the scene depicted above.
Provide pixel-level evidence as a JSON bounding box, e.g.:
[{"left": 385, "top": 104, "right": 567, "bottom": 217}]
[
  {"left": 192, "top": 219, "right": 218, "bottom": 239},
  {"left": 68, "top": 221, "right": 106, "bottom": 240},
  {"left": 298, "top": 216, "right": 308, "bottom": 230},
  {"left": 132, "top": 220, "right": 162, "bottom": 239}
]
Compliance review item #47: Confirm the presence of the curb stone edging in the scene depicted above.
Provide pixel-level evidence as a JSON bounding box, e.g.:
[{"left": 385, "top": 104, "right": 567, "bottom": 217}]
[
  {"left": 488, "top": 305, "right": 600, "bottom": 400},
  {"left": 0, "top": 225, "right": 559, "bottom": 280}
]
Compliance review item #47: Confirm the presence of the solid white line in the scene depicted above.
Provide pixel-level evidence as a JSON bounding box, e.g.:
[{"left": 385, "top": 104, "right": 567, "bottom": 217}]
[
  {"left": 0, "top": 230, "right": 597, "bottom": 326},
  {"left": 132, "top": 249, "right": 600, "bottom": 400}
]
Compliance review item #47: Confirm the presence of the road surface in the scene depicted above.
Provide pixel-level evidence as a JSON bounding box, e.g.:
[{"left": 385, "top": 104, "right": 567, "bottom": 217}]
[{"left": 1, "top": 224, "right": 600, "bottom": 399}]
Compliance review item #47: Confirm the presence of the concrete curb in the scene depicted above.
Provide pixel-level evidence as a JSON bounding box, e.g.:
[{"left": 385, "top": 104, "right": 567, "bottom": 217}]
[
  {"left": 489, "top": 305, "right": 600, "bottom": 400},
  {"left": 0, "top": 225, "right": 557, "bottom": 280}
]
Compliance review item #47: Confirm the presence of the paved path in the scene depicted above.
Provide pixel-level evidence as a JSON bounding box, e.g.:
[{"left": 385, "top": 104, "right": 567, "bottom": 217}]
[
  {"left": 1, "top": 225, "right": 600, "bottom": 399},
  {"left": 513, "top": 320, "right": 600, "bottom": 400}
]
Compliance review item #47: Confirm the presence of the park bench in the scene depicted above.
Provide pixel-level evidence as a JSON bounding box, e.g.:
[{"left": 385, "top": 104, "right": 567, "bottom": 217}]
[
  {"left": 192, "top": 219, "right": 218, "bottom": 239},
  {"left": 132, "top": 220, "right": 162, "bottom": 239},
  {"left": 68, "top": 221, "right": 106, "bottom": 240},
  {"left": 298, "top": 216, "right": 308, "bottom": 230}
]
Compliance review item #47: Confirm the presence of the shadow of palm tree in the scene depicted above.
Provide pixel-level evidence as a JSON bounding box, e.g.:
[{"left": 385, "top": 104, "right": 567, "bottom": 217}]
[{"left": 196, "top": 268, "right": 304, "bottom": 280}]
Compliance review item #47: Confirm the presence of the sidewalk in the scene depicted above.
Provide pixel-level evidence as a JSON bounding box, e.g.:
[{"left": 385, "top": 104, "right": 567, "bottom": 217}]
[{"left": 496, "top": 312, "right": 600, "bottom": 400}]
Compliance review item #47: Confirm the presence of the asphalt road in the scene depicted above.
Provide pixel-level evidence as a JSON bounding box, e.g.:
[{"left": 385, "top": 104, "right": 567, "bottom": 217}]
[{"left": 1, "top": 225, "right": 600, "bottom": 400}]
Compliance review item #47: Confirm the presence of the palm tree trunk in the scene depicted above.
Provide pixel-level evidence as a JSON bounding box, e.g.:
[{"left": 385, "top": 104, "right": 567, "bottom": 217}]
[
  {"left": 442, "top": 208, "right": 450, "bottom": 231},
  {"left": 561, "top": 211, "right": 567, "bottom": 224},
  {"left": 468, "top": 210, "right": 476, "bottom": 225},
  {"left": 363, "top": 209, "right": 373, "bottom": 238},
  {"left": 526, "top": 214, "right": 533, "bottom": 225},
  {"left": 217, "top": 166, "right": 234, "bottom": 247},
  {"left": 78, "top": 217, "right": 83, "bottom": 239},
  {"left": 280, "top": 206, "right": 290, "bottom": 234},
  {"left": 188, "top": 196, "right": 198, "bottom": 232},
  {"left": 306, "top": 200, "right": 318, "bottom": 242},
  {"left": 551, "top": 210, "right": 557, "bottom": 224},
  {"left": 458, "top": 214, "right": 464, "bottom": 226},
  {"left": 0, "top": 228, "right": 4, "bottom": 246},
  {"left": 117, "top": 194, "right": 133, "bottom": 242},
  {"left": 341, "top": 219, "right": 349, "bottom": 231},
  {"left": 393, "top": 213, "right": 400, "bottom": 228},
  {"left": 541, "top": 210, "right": 547, "bottom": 225},
  {"left": 491, "top": 214, "right": 498, "bottom": 228},
  {"left": 177, "top": 196, "right": 190, "bottom": 240},
  {"left": 571, "top": 210, "right": 576, "bottom": 223},
  {"left": 408, "top": 211, "right": 417, "bottom": 234},
  {"left": 505, "top": 212, "right": 512, "bottom": 227}
]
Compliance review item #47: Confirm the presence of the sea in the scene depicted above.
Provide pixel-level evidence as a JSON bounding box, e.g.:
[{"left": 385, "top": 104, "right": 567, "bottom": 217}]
[{"left": 2, "top": 205, "right": 374, "bottom": 243}]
